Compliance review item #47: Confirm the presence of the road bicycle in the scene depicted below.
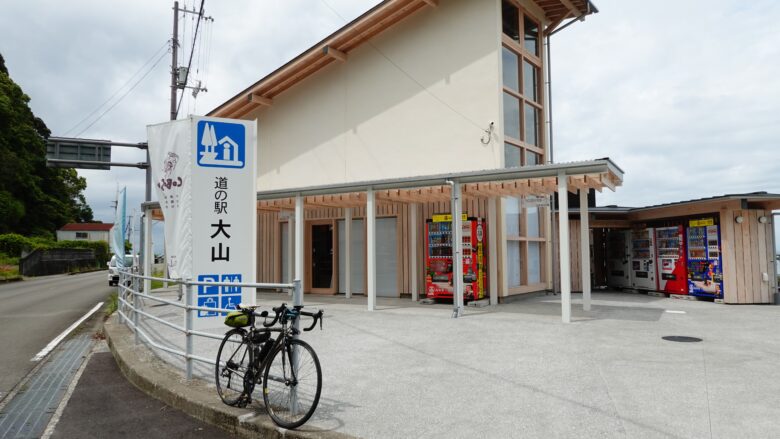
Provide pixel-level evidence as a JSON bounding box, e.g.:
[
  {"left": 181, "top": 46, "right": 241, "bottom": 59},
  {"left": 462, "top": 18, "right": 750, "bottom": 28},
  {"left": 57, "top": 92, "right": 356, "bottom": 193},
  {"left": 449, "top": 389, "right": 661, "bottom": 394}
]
[{"left": 215, "top": 303, "right": 323, "bottom": 429}]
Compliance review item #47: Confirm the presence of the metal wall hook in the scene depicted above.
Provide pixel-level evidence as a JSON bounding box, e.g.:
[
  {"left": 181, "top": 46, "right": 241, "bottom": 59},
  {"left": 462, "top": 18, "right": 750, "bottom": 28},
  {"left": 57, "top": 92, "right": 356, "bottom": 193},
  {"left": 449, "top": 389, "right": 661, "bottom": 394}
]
[{"left": 480, "top": 122, "right": 494, "bottom": 145}]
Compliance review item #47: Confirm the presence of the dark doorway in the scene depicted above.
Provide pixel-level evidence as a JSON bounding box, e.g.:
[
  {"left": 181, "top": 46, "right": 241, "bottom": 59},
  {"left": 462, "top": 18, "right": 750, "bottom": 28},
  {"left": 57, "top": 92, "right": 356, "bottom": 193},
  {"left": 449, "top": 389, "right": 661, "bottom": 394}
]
[{"left": 311, "top": 224, "right": 333, "bottom": 289}]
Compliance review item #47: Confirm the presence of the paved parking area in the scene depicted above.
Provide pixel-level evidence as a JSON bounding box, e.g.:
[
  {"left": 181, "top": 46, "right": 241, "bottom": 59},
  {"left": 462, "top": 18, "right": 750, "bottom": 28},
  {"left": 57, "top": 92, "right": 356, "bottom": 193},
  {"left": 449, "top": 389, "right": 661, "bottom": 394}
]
[{"left": 136, "top": 290, "right": 780, "bottom": 438}]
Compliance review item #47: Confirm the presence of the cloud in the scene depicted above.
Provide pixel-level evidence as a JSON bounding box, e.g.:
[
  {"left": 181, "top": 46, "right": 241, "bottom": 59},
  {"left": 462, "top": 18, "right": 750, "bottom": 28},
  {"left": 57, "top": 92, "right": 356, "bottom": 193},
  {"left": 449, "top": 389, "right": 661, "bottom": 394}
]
[
  {"left": 551, "top": 0, "right": 780, "bottom": 207},
  {"left": 0, "top": 0, "right": 378, "bottom": 250},
  {"left": 1, "top": 0, "right": 778, "bottom": 251}
]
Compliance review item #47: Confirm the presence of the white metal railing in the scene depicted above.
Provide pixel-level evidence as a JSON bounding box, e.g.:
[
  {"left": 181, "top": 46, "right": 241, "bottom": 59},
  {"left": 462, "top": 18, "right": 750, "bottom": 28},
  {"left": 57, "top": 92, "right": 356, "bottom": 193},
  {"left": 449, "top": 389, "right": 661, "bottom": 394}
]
[{"left": 115, "top": 268, "right": 302, "bottom": 379}]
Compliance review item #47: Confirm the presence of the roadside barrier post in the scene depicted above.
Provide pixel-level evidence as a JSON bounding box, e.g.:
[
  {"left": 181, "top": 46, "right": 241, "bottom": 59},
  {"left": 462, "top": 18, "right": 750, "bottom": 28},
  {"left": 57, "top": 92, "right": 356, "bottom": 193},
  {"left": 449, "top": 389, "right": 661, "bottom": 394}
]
[
  {"left": 133, "top": 274, "right": 139, "bottom": 344},
  {"left": 118, "top": 272, "right": 125, "bottom": 325},
  {"left": 291, "top": 278, "right": 302, "bottom": 415},
  {"left": 292, "top": 279, "right": 302, "bottom": 337},
  {"left": 185, "top": 282, "right": 194, "bottom": 380}
]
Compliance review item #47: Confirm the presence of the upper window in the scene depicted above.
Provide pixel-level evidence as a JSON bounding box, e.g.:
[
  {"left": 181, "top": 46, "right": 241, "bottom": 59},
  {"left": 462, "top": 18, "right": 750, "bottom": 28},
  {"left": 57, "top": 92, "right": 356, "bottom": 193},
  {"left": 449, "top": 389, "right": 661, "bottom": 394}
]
[
  {"left": 501, "top": 1, "right": 543, "bottom": 168},
  {"left": 501, "top": 47, "right": 519, "bottom": 92},
  {"left": 524, "top": 16, "right": 539, "bottom": 56},
  {"left": 75, "top": 232, "right": 88, "bottom": 239},
  {"left": 502, "top": 2, "right": 520, "bottom": 43},
  {"left": 523, "top": 60, "right": 538, "bottom": 102}
]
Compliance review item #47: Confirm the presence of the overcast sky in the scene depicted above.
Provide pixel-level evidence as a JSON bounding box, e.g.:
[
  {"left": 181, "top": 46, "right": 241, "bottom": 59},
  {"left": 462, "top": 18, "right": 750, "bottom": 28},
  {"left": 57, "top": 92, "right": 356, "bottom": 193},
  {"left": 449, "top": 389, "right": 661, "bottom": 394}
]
[{"left": 1, "top": 0, "right": 778, "bottom": 250}]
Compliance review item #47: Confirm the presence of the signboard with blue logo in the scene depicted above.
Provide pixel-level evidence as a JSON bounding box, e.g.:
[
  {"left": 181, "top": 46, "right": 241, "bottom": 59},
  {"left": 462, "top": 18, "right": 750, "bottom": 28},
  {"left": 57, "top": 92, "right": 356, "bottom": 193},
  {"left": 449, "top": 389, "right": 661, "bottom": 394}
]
[{"left": 147, "top": 116, "right": 257, "bottom": 330}]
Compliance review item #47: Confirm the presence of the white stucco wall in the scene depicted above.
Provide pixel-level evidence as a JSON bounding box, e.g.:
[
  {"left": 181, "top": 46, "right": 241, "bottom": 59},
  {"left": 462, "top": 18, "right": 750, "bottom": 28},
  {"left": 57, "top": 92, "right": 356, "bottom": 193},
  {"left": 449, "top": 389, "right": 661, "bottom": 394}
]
[
  {"left": 56, "top": 230, "right": 111, "bottom": 242},
  {"left": 249, "top": 0, "right": 502, "bottom": 191}
]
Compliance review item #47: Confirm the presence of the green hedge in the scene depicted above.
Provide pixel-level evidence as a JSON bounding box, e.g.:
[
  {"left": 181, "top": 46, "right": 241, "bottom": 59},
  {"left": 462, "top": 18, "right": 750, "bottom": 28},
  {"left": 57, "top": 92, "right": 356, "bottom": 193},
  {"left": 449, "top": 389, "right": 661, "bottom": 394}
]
[
  {"left": 0, "top": 234, "right": 110, "bottom": 265},
  {"left": 0, "top": 234, "right": 29, "bottom": 256}
]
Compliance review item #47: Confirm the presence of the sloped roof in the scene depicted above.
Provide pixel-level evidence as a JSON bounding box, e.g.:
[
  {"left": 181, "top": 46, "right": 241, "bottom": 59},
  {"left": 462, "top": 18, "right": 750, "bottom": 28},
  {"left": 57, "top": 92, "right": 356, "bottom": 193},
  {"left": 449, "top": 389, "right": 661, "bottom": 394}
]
[
  {"left": 59, "top": 223, "right": 114, "bottom": 232},
  {"left": 628, "top": 192, "right": 780, "bottom": 212},
  {"left": 209, "top": 0, "right": 597, "bottom": 119}
]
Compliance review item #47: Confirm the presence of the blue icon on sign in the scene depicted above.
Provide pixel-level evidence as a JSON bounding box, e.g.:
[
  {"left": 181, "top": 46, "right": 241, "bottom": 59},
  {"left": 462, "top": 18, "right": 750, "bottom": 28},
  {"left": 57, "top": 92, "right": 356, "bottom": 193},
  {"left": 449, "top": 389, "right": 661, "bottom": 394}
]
[
  {"left": 221, "top": 274, "right": 242, "bottom": 295},
  {"left": 197, "top": 274, "right": 219, "bottom": 296},
  {"left": 221, "top": 295, "right": 241, "bottom": 315},
  {"left": 197, "top": 296, "right": 218, "bottom": 317},
  {"left": 197, "top": 120, "right": 245, "bottom": 169}
]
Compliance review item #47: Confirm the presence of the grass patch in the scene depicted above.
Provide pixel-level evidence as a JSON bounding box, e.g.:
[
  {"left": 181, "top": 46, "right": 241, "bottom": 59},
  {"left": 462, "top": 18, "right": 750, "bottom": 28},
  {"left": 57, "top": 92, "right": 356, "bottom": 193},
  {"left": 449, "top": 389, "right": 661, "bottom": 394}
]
[
  {"left": 150, "top": 269, "right": 179, "bottom": 290},
  {"left": 0, "top": 254, "right": 20, "bottom": 280},
  {"left": 105, "top": 292, "right": 118, "bottom": 316}
]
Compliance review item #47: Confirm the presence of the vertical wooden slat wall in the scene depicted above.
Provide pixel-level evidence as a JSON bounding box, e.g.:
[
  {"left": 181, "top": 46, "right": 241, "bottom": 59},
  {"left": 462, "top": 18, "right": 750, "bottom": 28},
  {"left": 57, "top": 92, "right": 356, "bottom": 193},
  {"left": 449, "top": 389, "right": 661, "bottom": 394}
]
[
  {"left": 719, "top": 208, "right": 738, "bottom": 303},
  {"left": 553, "top": 218, "right": 583, "bottom": 292},
  {"left": 255, "top": 198, "right": 490, "bottom": 296},
  {"left": 719, "top": 209, "right": 773, "bottom": 304},
  {"left": 257, "top": 211, "right": 280, "bottom": 283}
]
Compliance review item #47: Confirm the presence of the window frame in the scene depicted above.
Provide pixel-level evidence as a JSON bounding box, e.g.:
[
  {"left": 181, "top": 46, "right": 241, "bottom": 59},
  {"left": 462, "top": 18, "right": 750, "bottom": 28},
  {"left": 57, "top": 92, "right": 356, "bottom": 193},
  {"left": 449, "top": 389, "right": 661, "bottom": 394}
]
[
  {"left": 501, "top": 1, "right": 544, "bottom": 168},
  {"left": 501, "top": 1, "right": 547, "bottom": 292}
]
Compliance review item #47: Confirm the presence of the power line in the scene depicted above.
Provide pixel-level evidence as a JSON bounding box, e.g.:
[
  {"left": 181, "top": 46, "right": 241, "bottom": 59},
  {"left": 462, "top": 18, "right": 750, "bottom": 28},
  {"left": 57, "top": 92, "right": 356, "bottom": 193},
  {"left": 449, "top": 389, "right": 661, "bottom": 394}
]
[
  {"left": 75, "top": 49, "right": 169, "bottom": 137},
  {"left": 175, "top": 0, "right": 206, "bottom": 118},
  {"left": 63, "top": 40, "right": 169, "bottom": 136}
]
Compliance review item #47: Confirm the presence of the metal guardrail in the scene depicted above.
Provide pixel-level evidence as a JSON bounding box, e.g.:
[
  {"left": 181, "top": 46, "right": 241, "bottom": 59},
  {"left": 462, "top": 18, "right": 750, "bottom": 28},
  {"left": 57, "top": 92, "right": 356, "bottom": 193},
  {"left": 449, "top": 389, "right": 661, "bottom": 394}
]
[{"left": 115, "top": 269, "right": 302, "bottom": 379}]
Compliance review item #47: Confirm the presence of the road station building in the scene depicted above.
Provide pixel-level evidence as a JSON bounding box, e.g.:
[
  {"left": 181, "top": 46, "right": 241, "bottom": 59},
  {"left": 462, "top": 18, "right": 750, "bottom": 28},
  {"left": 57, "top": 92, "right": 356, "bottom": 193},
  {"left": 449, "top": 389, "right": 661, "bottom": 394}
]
[{"left": 199, "top": 0, "right": 777, "bottom": 315}]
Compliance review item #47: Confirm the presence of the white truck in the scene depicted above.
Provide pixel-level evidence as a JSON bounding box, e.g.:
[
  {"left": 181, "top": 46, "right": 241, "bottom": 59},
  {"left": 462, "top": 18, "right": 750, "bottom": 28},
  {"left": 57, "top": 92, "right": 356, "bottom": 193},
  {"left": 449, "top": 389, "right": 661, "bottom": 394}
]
[{"left": 107, "top": 254, "right": 137, "bottom": 286}]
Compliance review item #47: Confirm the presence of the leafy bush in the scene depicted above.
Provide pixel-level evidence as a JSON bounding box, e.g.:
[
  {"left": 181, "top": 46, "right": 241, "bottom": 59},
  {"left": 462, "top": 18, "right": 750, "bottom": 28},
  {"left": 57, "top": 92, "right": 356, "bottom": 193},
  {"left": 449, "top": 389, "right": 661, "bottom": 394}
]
[
  {"left": 0, "top": 233, "right": 110, "bottom": 266},
  {"left": 0, "top": 233, "right": 30, "bottom": 256}
]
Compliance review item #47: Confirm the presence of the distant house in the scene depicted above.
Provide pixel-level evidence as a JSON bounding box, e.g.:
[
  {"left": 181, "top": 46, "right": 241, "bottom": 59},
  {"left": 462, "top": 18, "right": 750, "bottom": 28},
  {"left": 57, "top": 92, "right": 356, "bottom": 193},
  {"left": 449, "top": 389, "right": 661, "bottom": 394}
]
[{"left": 56, "top": 223, "right": 114, "bottom": 242}]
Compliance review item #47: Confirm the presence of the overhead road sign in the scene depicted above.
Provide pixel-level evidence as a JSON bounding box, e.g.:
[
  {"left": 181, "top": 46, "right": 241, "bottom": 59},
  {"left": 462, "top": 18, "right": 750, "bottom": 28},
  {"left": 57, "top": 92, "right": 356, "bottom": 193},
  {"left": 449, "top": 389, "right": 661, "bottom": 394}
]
[{"left": 46, "top": 136, "right": 148, "bottom": 170}]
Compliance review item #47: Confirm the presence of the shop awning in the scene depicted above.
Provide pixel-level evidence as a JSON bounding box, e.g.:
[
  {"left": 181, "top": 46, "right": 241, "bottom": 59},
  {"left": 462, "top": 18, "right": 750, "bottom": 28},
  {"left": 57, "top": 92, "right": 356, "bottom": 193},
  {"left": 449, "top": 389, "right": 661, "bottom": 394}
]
[{"left": 254, "top": 158, "right": 622, "bottom": 209}]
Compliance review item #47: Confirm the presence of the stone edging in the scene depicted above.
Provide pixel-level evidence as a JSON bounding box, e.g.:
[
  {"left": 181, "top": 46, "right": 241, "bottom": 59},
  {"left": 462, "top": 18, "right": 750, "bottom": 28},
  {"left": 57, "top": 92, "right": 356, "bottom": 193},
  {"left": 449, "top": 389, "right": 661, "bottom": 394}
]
[{"left": 104, "top": 315, "right": 352, "bottom": 439}]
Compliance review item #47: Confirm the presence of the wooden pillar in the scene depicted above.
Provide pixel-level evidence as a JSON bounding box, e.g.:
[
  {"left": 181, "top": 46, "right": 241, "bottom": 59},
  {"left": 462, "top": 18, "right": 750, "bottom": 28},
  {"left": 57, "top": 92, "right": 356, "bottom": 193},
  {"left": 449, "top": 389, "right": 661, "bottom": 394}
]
[
  {"left": 451, "top": 182, "right": 464, "bottom": 317},
  {"left": 295, "top": 195, "right": 304, "bottom": 302},
  {"left": 557, "top": 172, "right": 571, "bottom": 323},
  {"left": 345, "top": 208, "right": 352, "bottom": 299},
  {"left": 488, "top": 197, "right": 498, "bottom": 306},
  {"left": 410, "top": 203, "right": 418, "bottom": 301},
  {"left": 580, "top": 189, "right": 591, "bottom": 311},
  {"left": 366, "top": 188, "right": 376, "bottom": 311}
]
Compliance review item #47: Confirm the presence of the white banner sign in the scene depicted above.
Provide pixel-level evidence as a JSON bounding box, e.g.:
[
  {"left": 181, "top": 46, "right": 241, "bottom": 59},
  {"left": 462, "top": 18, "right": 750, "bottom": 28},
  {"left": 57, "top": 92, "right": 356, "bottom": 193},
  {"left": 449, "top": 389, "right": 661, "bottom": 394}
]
[
  {"left": 148, "top": 116, "right": 257, "bottom": 328},
  {"left": 111, "top": 187, "right": 126, "bottom": 267},
  {"left": 522, "top": 195, "right": 550, "bottom": 208}
]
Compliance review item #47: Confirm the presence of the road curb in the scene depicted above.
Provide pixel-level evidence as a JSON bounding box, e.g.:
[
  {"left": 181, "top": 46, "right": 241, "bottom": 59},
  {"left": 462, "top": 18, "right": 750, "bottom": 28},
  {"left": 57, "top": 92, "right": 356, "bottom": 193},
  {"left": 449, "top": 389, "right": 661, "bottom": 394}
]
[{"left": 104, "top": 315, "right": 351, "bottom": 439}]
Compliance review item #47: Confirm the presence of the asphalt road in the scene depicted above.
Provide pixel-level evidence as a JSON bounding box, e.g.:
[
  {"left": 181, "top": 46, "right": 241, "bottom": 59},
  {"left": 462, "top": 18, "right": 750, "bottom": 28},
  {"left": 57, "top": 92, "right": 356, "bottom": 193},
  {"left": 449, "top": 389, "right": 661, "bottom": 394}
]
[{"left": 0, "top": 271, "right": 112, "bottom": 400}]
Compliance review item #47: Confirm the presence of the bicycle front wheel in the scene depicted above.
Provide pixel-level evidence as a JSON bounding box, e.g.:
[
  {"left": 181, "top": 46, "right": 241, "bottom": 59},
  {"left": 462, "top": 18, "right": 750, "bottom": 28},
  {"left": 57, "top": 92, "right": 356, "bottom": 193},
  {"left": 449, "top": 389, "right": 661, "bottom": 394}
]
[
  {"left": 262, "top": 338, "right": 322, "bottom": 429},
  {"left": 215, "top": 329, "right": 251, "bottom": 406}
]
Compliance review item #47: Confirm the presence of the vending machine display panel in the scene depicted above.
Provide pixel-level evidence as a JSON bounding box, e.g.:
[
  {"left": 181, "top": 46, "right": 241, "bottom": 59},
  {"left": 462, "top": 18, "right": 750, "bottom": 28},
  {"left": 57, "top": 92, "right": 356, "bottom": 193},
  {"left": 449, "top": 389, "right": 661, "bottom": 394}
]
[{"left": 425, "top": 216, "right": 487, "bottom": 301}]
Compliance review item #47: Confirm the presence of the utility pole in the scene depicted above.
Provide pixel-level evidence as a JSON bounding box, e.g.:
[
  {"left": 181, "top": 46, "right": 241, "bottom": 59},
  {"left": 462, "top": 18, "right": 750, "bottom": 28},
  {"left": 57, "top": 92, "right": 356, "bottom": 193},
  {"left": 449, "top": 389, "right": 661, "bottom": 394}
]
[{"left": 170, "top": 1, "right": 179, "bottom": 122}]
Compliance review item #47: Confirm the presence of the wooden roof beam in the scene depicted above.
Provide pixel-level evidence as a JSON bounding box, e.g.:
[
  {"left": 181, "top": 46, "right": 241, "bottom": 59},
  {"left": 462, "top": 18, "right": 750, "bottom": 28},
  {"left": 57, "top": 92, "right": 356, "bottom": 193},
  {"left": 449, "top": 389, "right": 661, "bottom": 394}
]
[
  {"left": 249, "top": 93, "right": 273, "bottom": 106},
  {"left": 421, "top": 0, "right": 438, "bottom": 7},
  {"left": 322, "top": 45, "right": 347, "bottom": 62},
  {"left": 558, "top": 0, "right": 584, "bottom": 16},
  {"left": 600, "top": 173, "right": 617, "bottom": 191}
]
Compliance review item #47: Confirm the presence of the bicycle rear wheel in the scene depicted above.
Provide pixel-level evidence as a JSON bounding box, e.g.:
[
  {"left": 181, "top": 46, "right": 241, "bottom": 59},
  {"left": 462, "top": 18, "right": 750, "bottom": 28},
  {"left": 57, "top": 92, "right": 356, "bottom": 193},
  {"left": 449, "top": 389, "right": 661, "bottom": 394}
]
[
  {"left": 262, "top": 338, "right": 322, "bottom": 429},
  {"left": 215, "top": 329, "right": 251, "bottom": 406}
]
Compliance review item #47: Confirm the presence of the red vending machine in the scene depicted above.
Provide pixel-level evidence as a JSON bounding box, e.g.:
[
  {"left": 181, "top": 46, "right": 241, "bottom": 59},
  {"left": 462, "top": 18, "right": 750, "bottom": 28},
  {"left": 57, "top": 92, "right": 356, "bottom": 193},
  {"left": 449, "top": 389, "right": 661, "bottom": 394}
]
[
  {"left": 425, "top": 215, "right": 487, "bottom": 301},
  {"left": 655, "top": 226, "right": 687, "bottom": 294}
]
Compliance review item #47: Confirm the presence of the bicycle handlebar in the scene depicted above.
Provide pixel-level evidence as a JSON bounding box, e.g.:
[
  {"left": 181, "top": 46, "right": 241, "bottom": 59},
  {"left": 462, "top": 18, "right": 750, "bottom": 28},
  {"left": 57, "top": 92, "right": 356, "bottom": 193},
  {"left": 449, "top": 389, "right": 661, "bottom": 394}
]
[
  {"left": 253, "top": 303, "right": 324, "bottom": 330},
  {"left": 300, "top": 309, "right": 324, "bottom": 332}
]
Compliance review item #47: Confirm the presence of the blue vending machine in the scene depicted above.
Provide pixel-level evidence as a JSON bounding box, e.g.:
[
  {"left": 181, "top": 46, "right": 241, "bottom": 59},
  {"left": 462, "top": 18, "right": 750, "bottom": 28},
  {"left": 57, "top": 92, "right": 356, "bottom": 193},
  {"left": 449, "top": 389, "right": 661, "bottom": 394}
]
[{"left": 686, "top": 220, "right": 723, "bottom": 298}]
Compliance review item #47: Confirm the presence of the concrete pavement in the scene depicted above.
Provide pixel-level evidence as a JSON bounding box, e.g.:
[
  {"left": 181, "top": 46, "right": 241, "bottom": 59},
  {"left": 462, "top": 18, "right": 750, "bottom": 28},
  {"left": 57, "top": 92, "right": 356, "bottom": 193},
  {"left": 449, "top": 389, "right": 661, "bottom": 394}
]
[
  {"left": 50, "top": 348, "right": 238, "bottom": 439},
  {"left": 110, "top": 290, "right": 780, "bottom": 438},
  {"left": 0, "top": 271, "right": 112, "bottom": 399}
]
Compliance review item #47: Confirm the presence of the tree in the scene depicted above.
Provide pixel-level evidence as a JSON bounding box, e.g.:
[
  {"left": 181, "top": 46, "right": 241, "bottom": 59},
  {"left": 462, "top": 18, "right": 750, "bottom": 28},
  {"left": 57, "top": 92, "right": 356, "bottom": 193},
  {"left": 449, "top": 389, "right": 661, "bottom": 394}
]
[{"left": 0, "top": 53, "right": 94, "bottom": 235}]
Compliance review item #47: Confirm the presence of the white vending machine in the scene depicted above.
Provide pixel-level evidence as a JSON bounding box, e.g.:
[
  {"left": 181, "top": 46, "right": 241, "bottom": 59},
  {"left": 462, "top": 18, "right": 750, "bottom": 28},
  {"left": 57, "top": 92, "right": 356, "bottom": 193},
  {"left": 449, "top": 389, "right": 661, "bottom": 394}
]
[
  {"left": 630, "top": 228, "right": 657, "bottom": 290},
  {"left": 606, "top": 230, "right": 631, "bottom": 288}
]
